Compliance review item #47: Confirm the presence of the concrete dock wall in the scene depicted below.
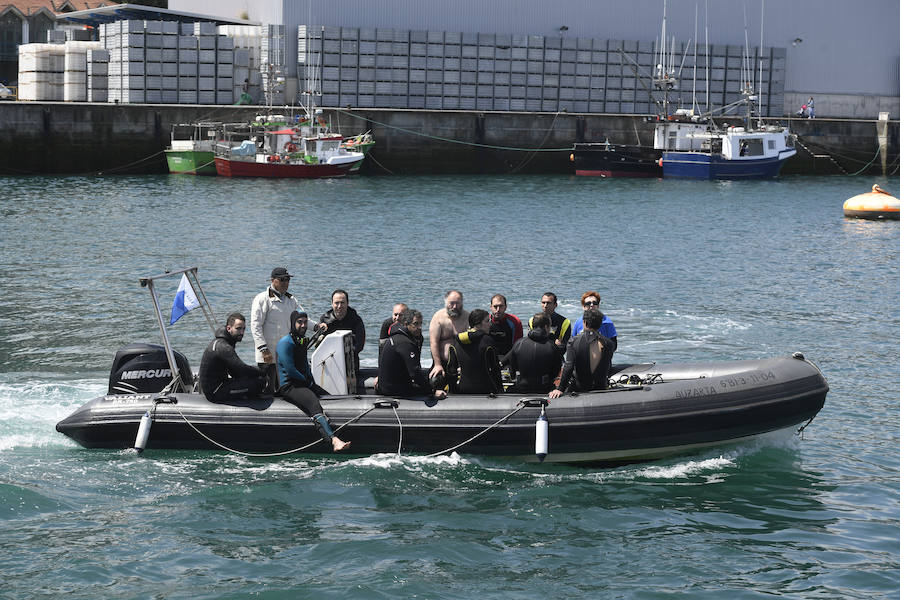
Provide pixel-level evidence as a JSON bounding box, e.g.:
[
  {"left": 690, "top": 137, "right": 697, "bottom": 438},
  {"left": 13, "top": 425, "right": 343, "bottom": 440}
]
[{"left": 0, "top": 102, "right": 895, "bottom": 176}]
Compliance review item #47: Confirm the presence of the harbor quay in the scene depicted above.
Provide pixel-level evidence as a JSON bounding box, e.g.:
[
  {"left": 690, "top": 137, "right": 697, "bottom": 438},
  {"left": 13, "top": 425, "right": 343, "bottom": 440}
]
[{"left": 0, "top": 102, "right": 895, "bottom": 176}]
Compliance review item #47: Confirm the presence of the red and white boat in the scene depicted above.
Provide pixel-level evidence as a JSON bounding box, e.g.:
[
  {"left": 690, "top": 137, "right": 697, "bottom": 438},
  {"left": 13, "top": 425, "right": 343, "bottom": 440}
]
[{"left": 214, "top": 113, "right": 365, "bottom": 178}]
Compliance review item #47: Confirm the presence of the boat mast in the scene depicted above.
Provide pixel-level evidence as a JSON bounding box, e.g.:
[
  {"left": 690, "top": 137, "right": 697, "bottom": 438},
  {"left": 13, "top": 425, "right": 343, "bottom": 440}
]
[
  {"left": 705, "top": 0, "right": 710, "bottom": 113},
  {"left": 758, "top": 0, "right": 765, "bottom": 128},
  {"left": 692, "top": 3, "right": 698, "bottom": 114}
]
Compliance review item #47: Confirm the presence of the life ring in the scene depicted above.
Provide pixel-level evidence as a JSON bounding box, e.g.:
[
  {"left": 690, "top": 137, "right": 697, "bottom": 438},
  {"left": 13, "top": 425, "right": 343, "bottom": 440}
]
[{"left": 285, "top": 143, "right": 297, "bottom": 153}]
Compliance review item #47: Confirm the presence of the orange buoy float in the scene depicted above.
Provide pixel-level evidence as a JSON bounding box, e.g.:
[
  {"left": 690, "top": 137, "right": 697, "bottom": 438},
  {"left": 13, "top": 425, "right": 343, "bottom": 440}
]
[{"left": 843, "top": 184, "right": 900, "bottom": 220}]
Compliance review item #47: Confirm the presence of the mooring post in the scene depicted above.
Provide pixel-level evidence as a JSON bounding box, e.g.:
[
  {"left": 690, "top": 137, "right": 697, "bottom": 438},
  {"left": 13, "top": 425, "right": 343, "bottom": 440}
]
[{"left": 877, "top": 112, "right": 889, "bottom": 175}]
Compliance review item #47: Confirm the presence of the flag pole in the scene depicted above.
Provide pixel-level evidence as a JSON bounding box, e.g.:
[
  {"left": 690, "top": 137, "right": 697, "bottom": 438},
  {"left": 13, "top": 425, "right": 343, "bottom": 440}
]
[
  {"left": 185, "top": 268, "right": 217, "bottom": 334},
  {"left": 142, "top": 277, "right": 185, "bottom": 392}
]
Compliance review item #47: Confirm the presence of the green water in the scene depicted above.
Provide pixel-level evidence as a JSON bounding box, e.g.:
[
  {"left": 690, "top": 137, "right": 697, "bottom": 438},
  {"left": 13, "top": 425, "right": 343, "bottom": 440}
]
[{"left": 1, "top": 174, "right": 898, "bottom": 598}]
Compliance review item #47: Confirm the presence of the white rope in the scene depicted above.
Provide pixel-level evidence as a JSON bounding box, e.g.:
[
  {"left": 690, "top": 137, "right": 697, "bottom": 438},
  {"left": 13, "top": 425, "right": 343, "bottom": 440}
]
[
  {"left": 170, "top": 403, "right": 377, "bottom": 458},
  {"left": 423, "top": 402, "right": 529, "bottom": 458}
]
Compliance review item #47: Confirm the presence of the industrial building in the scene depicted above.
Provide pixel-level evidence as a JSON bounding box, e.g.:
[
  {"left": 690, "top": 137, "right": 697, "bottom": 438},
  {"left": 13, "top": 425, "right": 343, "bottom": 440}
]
[
  {"left": 2, "top": 0, "right": 898, "bottom": 119},
  {"left": 169, "top": 0, "right": 900, "bottom": 118}
]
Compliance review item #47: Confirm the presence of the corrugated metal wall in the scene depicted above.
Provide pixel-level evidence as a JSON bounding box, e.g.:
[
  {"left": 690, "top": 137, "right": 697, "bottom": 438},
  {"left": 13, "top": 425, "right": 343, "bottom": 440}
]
[{"left": 172, "top": 0, "right": 900, "bottom": 97}]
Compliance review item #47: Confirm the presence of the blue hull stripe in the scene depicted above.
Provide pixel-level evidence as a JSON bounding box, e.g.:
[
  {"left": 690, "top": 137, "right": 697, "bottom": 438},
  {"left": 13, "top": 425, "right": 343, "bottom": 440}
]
[{"left": 662, "top": 153, "right": 789, "bottom": 179}]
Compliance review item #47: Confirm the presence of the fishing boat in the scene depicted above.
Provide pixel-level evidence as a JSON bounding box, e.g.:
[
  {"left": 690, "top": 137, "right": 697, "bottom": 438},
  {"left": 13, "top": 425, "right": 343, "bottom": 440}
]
[
  {"left": 571, "top": 139, "right": 663, "bottom": 178},
  {"left": 573, "top": 1, "right": 796, "bottom": 180},
  {"left": 214, "top": 109, "right": 365, "bottom": 178},
  {"left": 164, "top": 122, "right": 221, "bottom": 175},
  {"left": 658, "top": 104, "right": 796, "bottom": 179},
  {"left": 55, "top": 268, "right": 828, "bottom": 464}
]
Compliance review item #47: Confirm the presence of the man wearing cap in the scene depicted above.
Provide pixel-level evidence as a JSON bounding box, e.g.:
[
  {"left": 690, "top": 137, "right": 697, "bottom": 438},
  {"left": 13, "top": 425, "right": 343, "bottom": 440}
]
[{"left": 250, "top": 267, "right": 299, "bottom": 393}]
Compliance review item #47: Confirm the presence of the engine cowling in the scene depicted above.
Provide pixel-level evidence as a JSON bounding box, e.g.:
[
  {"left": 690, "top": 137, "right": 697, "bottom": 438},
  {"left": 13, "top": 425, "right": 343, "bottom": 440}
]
[{"left": 108, "top": 343, "right": 192, "bottom": 394}]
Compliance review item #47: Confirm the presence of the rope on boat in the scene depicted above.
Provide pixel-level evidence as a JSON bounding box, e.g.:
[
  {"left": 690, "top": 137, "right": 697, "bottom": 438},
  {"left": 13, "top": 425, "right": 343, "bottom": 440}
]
[
  {"left": 96, "top": 149, "right": 167, "bottom": 175},
  {"left": 421, "top": 400, "right": 532, "bottom": 458},
  {"left": 847, "top": 145, "right": 881, "bottom": 176},
  {"left": 170, "top": 403, "right": 379, "bottom": 458},
  {"left": 332, "top": 107, "right": 573, "bottom": 153},
  {"left": 796, "top": 414, "right": 817, "bottom": 439},
  {"left": 391, "top": 404, "right": 403, "bottom": 456}
]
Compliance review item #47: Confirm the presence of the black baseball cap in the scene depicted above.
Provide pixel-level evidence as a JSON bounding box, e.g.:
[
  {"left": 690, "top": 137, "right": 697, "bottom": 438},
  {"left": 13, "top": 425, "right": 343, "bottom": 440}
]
[{"left": 271, "top": 267, "right": 292, "bottom": 279}]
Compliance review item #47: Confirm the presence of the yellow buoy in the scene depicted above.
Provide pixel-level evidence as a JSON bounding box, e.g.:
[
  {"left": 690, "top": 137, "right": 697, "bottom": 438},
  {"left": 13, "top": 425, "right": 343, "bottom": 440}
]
[{"left": 843, "top": 185, "right": 900, "bottom": 220}]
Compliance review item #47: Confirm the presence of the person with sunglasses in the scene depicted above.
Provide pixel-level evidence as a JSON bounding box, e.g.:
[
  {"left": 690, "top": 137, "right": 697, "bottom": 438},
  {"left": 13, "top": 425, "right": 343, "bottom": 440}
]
[
  {"left": 250, "top": 267, "right": 300, "bottom": 393},
  {"left": 570, "top": 291, "right": 617, "bottom": 352}
]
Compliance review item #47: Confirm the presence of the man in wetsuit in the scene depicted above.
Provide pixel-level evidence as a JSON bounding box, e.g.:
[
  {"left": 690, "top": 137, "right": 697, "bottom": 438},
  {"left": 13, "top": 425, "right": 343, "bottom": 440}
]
[
  {"left": 378, "top": 302, "right": 408, "bottom": 350},
  {"left": 550, "top": 308, "right": 615, "bottom": 398},
  {"left": 199, "top": 312, "right": 266, "bottom": 403},
  {"left": 446, "top": 309, "right": 502, "bottom": 395},
  {"left": 277, "top": 311, "right": 350, "bottom": 451},
  {"left": 488, "top": 293, "right": 523, "bottom": 356},
  {"left": 317, "top": 289, "right": 366, "bottom": 391},
  {"left": 529, "top": 292, "right": 572, "bottom": 350},
  {"left": 503, "top": 313, "right": 563, "bottom": 394},
  {"left": 377, "top": 309, "right": 446, "bottom": 399}
]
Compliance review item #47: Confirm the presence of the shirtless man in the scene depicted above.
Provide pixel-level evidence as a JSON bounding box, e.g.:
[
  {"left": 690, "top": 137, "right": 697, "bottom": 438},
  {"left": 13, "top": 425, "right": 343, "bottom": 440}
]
[{"left": 428, "top": 290, "right": 470, "bottom": 382}]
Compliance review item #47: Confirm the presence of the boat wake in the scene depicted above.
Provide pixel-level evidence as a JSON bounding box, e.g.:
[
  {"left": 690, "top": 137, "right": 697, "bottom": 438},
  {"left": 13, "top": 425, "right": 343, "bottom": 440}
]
[{"left": 0, "top": 375, "right": 105, "bottom": 452}]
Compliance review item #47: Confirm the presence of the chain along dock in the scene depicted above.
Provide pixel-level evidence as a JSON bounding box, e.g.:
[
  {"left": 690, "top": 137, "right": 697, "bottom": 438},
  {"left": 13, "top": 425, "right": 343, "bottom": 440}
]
[{"left": 0, "top": 102, "right": 896, "bottom": 176}]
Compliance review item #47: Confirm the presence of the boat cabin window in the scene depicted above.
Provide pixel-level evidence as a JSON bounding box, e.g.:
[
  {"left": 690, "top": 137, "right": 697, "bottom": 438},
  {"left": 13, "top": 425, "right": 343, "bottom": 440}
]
[
  {"left": 738, "top": 139, "right": 764, "bottom": 157},
  {"left": 768, "top": 140, "right": 775, "bottom": 150}
]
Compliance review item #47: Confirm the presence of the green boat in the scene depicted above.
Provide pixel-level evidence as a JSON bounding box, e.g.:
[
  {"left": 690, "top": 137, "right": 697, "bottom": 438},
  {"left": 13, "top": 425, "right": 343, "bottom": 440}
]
[{"left": 164, "top": 122, "right": 220, "bottom": 175}]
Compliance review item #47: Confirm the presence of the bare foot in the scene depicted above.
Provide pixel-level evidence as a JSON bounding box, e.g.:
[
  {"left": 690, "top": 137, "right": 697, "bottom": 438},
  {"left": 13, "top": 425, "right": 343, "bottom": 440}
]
[{"left": 332, "top": 437, "right": 351, "bottom": 452}]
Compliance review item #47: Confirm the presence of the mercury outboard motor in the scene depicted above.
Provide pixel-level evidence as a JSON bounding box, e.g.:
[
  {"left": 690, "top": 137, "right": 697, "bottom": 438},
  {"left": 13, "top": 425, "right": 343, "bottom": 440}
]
[{"left": 108, "top": 343, "right": 193, "bottom": 394}]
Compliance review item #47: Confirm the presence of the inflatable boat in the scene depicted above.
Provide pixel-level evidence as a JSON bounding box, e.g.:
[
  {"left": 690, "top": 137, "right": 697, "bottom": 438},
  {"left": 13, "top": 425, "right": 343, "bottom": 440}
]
[
  {"left": 55, "top": 268, "right": 828, "bottom": 464},
  {"left": 56, "top": 353, "right": 827, "bottom": 464}
]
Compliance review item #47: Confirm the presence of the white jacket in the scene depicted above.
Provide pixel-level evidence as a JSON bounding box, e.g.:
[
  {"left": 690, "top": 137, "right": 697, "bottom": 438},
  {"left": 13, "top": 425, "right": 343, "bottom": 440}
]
[{"left": 249, "top": 287, "right": 299, "bottom": 363}]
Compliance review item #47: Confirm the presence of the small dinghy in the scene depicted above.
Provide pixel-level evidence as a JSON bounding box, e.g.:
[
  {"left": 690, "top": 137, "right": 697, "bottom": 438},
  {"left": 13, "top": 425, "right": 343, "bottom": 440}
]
[{"left": 55, "top": 268, "right": 828, "bottom": 464}]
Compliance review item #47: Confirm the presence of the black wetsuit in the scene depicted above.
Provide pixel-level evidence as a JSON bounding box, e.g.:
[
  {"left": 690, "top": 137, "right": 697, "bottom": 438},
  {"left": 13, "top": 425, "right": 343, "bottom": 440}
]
[
  {"left": 377, "top": 324, "right": 433, "bottom": 397},
  {"left": 447, "top": 329, "right": 502, "bottom": 395},
  {"left": 199, "top": 327, "right": 265, "bottom": 402},
  {"left": 503, "top": 328, "right": 563, "bottom": 393},
  {"left": 555, "top": 329, "right": 615, "bottom": 394},
  {"left": 529, "top": 312, "right": 572, "bottom": 346},
  {"left": 379, "top": 318, "right": 423, "bottom": 357}
]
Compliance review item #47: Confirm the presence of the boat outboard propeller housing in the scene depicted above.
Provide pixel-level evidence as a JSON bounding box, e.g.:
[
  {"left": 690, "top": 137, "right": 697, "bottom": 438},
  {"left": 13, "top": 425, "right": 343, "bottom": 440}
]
[{"left": 108, "top": 343, "right": 193, "bottom": 394}]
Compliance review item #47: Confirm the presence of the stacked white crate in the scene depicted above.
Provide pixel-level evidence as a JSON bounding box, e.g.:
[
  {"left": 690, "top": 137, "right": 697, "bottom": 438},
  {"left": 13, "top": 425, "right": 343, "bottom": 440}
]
[
  {"left": 107, "top": 21, "right": 146, "bottom": 103},
  {"left": 66, "top": 28, "right": 93, "bottom": 42},
  {"left": 216, "top": 35, "right": 234, "bottom": 104},
  {"left": 63, "top": 41, "right": 101, "bottom": 101},
  {"left": 178, "top": 27, "right": 199, "bottom": 104},
  {"left": 142, "top": 20, "right": 163, "bottom": 103},
  {"left": 17, "top": 43, "right": 65, "bottom": 101},
  {"left": 220, "top": 24, "right": 261, "bottom": 103},
  {"left": 298, "top": 25, "right": 323, "bottom": 103},
  {"left": 86, "top": 48, "right": 109, "bottom": 102},
  {"left": 219, "top": 25, "right": 261, "bottom": 69},
  {"left": 191, "top": 21, "right": 212, "bottom": 103},
  {"left": 261, "top": 24, "right": 286, "bottom": 105}
]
